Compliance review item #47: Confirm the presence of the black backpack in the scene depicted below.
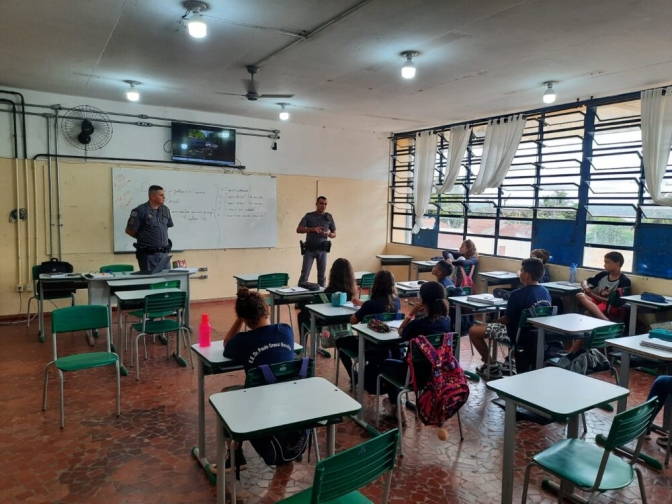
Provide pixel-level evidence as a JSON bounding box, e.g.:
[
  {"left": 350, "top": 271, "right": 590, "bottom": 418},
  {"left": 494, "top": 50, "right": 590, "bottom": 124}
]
[
  {"left": 248, "top": 359, "right": 310, "bottom": 466},
  {"left": 36, "top": 258, "right": 76, "bottom": 296}
]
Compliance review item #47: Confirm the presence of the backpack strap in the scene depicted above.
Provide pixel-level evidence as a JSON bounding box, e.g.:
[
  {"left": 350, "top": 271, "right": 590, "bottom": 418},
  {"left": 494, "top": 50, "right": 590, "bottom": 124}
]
[
  {"left": 298, "top": 357, "right": 310, "bottom": 379},
  {"left": 258, "top": 364, "right": 277, "bottom": 384}
]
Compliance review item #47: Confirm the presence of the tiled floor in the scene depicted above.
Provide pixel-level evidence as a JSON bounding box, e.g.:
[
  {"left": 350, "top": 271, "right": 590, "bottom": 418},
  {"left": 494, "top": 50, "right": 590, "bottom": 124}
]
[{"left": 1, "top": 300, "right": 671, "bottom": 503}]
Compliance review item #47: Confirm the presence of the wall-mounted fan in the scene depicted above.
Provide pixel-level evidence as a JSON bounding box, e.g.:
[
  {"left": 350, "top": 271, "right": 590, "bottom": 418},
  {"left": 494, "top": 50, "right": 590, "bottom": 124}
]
[
  {"left": 61, "top": 105, "right": 113, "bottom": 150},
  {"left": 217, "top": 65, "right": 294, "bottom": 101}
]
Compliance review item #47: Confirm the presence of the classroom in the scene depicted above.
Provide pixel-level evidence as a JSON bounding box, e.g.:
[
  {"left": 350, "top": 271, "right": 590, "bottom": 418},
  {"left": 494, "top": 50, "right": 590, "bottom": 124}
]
[{"left": 1, "top": 1, "right": 672, "bottom": 503}]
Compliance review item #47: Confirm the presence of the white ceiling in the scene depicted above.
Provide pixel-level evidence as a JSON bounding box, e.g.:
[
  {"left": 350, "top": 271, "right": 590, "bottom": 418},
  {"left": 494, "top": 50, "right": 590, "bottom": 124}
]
[{"left": 2, "top": 0, "right": 672, "bottom": 132}]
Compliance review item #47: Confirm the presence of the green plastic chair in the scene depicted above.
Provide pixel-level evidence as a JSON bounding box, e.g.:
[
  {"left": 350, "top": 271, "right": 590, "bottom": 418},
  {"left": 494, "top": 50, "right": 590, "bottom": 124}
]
[
  {"left": 42, "top": 305, "right": 120, "bottom": 428},
  {"left": 484, "top": 305, "right": 557, "bottom": 379},
  {"left": 257, "top": 273, "right": 293, "bottom": 328},
  {"left": 99, "top": 264, "right": 134, "bottom": 273},
  {"left": 129, "top": 291, "right": 192, "bottom": 380},
  {"left": 275, "top": 428, "right": 399, "bottom": 504},
  {"left": 521, "top": 397, "right": 658, "bottom": 504},
  {"left": 335, "top": 312, "right": 402, "bottom": 389},
  {"left": 375, "top": 333, "right": 463, "bottom": 456},
  {"left": 358, "top": 273, "right": 375, "bottom": 300},
  {"left": 27, "top": 264, "right": 75, "bottom": 328}
]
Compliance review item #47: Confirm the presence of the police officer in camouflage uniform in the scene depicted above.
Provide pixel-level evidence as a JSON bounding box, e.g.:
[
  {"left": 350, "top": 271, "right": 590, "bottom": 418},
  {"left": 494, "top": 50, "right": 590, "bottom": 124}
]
[
  {"left": 125, "top": 185, "right": 174, "bottom": 271},
  {"left": 297, "top": 196, "right": 336, "bottom": 287}
]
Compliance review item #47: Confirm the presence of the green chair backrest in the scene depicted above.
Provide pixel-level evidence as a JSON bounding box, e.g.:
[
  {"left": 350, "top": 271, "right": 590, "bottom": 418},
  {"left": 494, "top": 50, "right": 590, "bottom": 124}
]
[
  {"left": 52, "top": 305, "right": 110, "bottom": 334},
  {"left": 309, "top": 429, "right": 399, "bottom": 502},
  {"left": 99, "top": 264, "right": 134, "bottom": 273},
  {"left": 588, "top": 323, "right": 625, "bottom": 350},
  {"left": 603, "top": 397, "right": 658, "bottom": 454},
  {"left": 409, "top": 333, "right": 454, "bottom": 363},
  {"left": 142, "top": 291, "right": 187, "bottom": 318},
  {"left": 258, "top": 273, "right": 290, "bottom": 290},
  {"left": 362, "top": 312, "right": 401, "bottom": 322},
  {"left": 360, "top": 273, "right": 375, "bottom": 289},
  {"left": 518, "top": 305, "right": 557, "bottom": 329},
  {"left": 151, "top": 280, "right": 181, "bottom": 289},
  {"left": 244, "top": 358, "right": 315, "bottom": 388},
  {"left": 32, "top": 264, "right": 41, "bottom": 282}
]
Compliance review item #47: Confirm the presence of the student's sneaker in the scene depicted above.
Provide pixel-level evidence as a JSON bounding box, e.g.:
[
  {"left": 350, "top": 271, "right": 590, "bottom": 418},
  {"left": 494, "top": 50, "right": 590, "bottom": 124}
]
[
  {"left": 476, "top": 363, "right": 502, "bottom": 378},
  {"left": 500, "top": 357, "right": 516, "bottom": 376},
  {"left": 382, "top": 398, "right": 407, "bottom": 425}
]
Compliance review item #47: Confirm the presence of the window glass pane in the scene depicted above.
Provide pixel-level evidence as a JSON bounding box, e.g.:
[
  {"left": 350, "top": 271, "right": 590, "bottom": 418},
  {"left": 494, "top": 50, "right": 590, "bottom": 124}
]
[
  {"left": 438, "top": 233, "right": 464, "bottom": 250},
  {"left": 467, "top": 218, "right": 496, "bottom": 236},
  {"left": 391, "top": 228, "right": 411, "bottom": 244},
  {"left": 497, "top": 239, "right": 531, "bottom": 259},
  {"left": 439, "top": 216, "right": 464, "bottom": 233},
  {"left": 585, "top": 224, "right": 635, "bottom": 247},
  {"left": 499, "top": 220, "right": 532, "bottom": 239},
  {"left": 584, "top": 247, "right": 634, "bottom": 273},
  {"left": 470, "top": 236, "right": 494, "bottom": 255}
]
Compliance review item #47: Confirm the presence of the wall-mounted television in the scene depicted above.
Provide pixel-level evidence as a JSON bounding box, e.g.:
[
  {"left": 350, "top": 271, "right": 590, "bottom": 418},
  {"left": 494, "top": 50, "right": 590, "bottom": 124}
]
[{"left": 171, "top": 122, "right": 236, "bottom": 167}]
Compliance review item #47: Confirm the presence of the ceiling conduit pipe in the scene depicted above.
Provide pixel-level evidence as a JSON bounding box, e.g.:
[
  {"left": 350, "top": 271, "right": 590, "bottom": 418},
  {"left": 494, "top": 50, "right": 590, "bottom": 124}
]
[
  {"left": 0, "top": 90, "right": 27, "bottom": 158},
  {"left": 53, "top": 107, "right": 63, "bottom": 260},
  {"left": 45, "top": 116, "right": 54, "bottom": 259}
]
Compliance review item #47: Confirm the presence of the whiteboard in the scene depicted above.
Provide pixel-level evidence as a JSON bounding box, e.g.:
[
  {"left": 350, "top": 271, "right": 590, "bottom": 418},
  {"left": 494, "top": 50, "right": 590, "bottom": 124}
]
[{"left": 112, "top": 167, "right": 277, "bottom": 251}]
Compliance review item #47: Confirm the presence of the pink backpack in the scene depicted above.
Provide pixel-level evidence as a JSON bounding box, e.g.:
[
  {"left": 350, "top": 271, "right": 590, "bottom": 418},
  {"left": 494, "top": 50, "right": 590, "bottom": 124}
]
[
  {"left": 407, "top": 334, "right": 470, "bottom": 426},
  {"left": 457, "top": 265, "right": 475, "bottom": 289}
]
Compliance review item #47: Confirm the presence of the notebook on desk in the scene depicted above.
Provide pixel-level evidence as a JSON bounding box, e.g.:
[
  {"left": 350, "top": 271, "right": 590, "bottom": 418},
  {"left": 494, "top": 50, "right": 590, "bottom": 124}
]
[{"left": 131, "top": 255, "right": 172, "bottom": 275}]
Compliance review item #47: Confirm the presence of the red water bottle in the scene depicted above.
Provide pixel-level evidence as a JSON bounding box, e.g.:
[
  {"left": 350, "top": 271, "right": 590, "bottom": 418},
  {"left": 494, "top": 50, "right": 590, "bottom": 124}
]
[{"left": 199, "top": 313, "right": 211, "bottom": 347}]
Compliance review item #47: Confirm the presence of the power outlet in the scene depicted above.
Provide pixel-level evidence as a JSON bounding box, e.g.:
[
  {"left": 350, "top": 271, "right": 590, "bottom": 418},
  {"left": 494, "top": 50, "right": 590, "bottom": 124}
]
[
  {"left": 26, "top": 284, "right": 33, "bottom": 292},
  {"left": 199, "top": 275, "right": 208, "bottom": 279},
  {"left": 198, "top": 267, "right": 208, "bottom": 271},
  {"left": 16, "top": 284, "right": 23, "bottom": 293}
]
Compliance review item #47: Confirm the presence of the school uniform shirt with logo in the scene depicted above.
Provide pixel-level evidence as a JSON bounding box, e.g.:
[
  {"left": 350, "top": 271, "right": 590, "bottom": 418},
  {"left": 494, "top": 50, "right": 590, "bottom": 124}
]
[
  {"left": 223, "top": 323, "right": 295, "bottom": 371},
  {"left": 505, "top": 285, "right": 552, "bottom": 347},
  {"left": 438, "top": 277, "right": 455, "bottom": 289},
  {"left": 586, "top": 271, "right": 631, "bottom": 298},
  {"left": 353, "top": 297, "right": 402, "bottom": 322}
]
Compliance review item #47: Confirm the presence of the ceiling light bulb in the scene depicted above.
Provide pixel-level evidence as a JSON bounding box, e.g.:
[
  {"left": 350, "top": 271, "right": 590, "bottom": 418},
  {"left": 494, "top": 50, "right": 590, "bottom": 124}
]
[
  {"left": 402, "top": 59, "right": 416, "bottom": 79},
  {"left": 188, "top": 13, "right": 207, "bottom": 38},
  {"left": 543, "top": 82, "right": 556, "bottom": 104},
  {"left": 279, "top": 110, "right": 290, "bottom": 121},
  {"left": 126, "top": 83, "right": 140, "bottom": 102}
]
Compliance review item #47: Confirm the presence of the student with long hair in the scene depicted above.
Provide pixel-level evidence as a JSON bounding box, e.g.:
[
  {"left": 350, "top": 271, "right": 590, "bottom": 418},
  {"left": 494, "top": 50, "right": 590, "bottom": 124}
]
[
  {"left": 445, "top": 239, "right": 479, "bottom": 288},
  {"left": 217, "top": 287, "right": 295, "bottom": 474},
  {"left": 380, "top": 281, "right": 451, "bottom": 419},
  {"left": 335, "top": 270, "right": 401, "bottom": 391}
]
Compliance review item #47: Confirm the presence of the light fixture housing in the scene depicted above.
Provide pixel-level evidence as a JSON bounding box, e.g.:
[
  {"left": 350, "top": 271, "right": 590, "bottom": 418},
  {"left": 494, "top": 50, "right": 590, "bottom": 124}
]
[
  {"left": 401, "top": 51, "right": 418, "bottom": 79},
  {"left": 543, "top": 81, "right": 557, "bottom": 104},
  {"left": 125, "top": 80, "right": 141, "bottom": 102},
  {"left": 185, "top": 1, "right": 208, "bottom": 39},
  {"left": 278, "top": 103, "right": 290, "bottom": 121}
]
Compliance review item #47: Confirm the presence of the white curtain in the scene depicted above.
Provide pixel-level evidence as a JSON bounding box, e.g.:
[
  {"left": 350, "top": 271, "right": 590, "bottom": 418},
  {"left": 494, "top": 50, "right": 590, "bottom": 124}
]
[
  {"left": 641, "top": 87, "right": 672, "bottom": 206},
  {"left": 437, "top": 124, "right": 470, "bottom": 194},
  {"left": 471, "top": 114, "right": 526, "bottom": 195},
  {"left": 412, "top": 131, "right": 438, "bottom": 233}
]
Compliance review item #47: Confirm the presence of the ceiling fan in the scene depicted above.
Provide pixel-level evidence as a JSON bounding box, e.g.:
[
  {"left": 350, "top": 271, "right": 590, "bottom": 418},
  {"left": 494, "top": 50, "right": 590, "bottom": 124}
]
[{"left": 217, "top": 65, "right": 294, "bottom": 101}]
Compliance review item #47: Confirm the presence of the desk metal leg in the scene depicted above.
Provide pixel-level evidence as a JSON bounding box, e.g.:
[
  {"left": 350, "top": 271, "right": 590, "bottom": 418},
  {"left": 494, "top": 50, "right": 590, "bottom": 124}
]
[
  {"left": 617, "top": 353, "right": 630, "bottom": 413},
  {"left": 629, "top": 303, "right": 638, "bottom": 336},
  {"left": 326, "top": 424, "right": 335, "bottom": 457},
  {"left": 309, "top": 313, "right": 316, "bottom": 361},
  {"left": 536, "top": 328, "right": 546, "bottom": 370},
  {"left": 415, "top": 265, "right": 419, "bottom": 280},
  {"left": 38, "top": 281, "right": 45, "bottom": 343},
  {"left": 191, "top": 359, "right": 215, "bottom": 479},
  {"left": 270, "top": 296, "right": 276, "bottom": 324},
  {"left": 541, "top": 416, "right": 585, "bottom": 503},
  {"left": 500, "top": 398, "right": 516, "bottom": 504},
  {"left": 357, "top": 334, "right": 365, "bottom": 421},
  {"left": 216, "top": 418, "right": 229, "bottom": 504},
  {"left": 407, "top": 262, "right": 411, "bottom": 281},
  {"left": 116, "top": 299, "right": 128, "bottom": 376},
  {"left": 455, "top": 305, "right": 462, "bottom": 336}
]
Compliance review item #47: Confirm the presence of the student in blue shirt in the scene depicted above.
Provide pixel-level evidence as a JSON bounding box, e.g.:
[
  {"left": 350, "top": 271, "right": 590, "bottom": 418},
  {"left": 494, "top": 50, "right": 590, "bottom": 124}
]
[
  {"left": 380, "top": 281, "right": 451, "bottom": 419},
  {"left": 217, "top": 287, "right": 295, "bottom": 475},
  {"left": 444, "top": 239, "right": 479, "bottom": 288},
  {"left": 432, "top": 260, "right": 455, "bottom": 289},
  {"left": 336, "top": 270, "right": 401, "bottom": 392},
  {"left": 468, "top": 258, "right": 551, "bottom": 377}
]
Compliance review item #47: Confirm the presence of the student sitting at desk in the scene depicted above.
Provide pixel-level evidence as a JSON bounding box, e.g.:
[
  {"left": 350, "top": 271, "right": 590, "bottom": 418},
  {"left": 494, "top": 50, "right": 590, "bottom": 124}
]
[
  {"left": 468, "top": 258, "right": 551, "bottom": 377},
  {"left": 576, "top": 251, "right": 631, "bottom": 322},
  {"left": 530, "top": 248, "right": 551, "bottom": 283},
  {"left": 432, "top": 260, "right": 455, "bottom": 289},
  {"left": 296, "top": 257, "right": 359, "bottom": 328},
  {"left": 646, "top": 375, "right": 672, "bottom": 448},
  {"left": 217, "top": 287, "right": 295, "bottom": 475},
  {"left": 380, "top": 281, "right": 451, "bottom": 420},
  {"left": 336, "top": 270, "right": 401, "bottom": 392},
  {"left": 444, "top": 239, "right": 478, "bottom": 288}
]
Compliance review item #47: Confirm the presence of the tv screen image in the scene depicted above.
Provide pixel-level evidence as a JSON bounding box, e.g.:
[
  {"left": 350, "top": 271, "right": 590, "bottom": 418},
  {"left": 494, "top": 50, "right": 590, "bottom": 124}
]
[{"left": 171, "top": 122, "right": 236, "bottom": 166}]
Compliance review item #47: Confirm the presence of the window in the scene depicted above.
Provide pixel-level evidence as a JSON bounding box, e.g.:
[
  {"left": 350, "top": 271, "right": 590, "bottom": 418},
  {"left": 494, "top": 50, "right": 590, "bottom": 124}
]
[{"left": 390, "top": 92, "right": 672, "bottom": 278}]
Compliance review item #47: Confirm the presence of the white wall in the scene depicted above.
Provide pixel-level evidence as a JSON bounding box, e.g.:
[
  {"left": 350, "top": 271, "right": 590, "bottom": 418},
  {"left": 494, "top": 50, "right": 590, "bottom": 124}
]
[{"left": 0, "top": 87, "right": 389, "bottom": 180}]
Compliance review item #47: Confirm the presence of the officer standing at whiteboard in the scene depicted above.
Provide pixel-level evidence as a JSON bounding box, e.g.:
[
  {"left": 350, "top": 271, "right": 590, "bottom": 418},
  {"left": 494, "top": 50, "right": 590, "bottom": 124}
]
[
  {"left": 125, "top": 185, "right": 174, "bottom": 271},
  {"left": 297, "top": 196, "right": 336, "bottom": 287}
]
